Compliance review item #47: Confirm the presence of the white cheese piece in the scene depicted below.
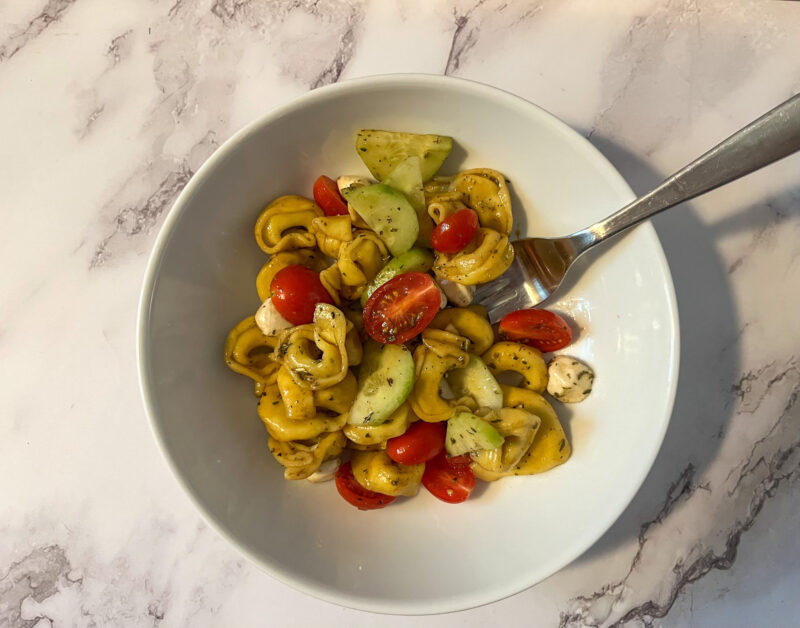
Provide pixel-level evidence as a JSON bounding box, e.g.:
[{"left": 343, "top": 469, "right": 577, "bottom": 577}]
[
  {"left": 546, "top": 355, "right": 595, "bottom": 403},
  {"left": 437, "top": 278, "right": 476, "bottom": 307},
  {"left": 306, "top": 458, "right": 339, "bottom": 483},
  {"left": 433, "top": 281, "right": 448, "bottom": 310},
  {"left": 255, "top": 298, "right": 293, "bottom": 337}
]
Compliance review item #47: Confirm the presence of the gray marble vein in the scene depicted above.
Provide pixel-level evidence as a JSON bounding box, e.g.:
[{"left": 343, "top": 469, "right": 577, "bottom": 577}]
[
  {"left": 106, "top": 29, "right": 133, "bottom": 66},
  {"left": 0, "top": 0, "right": 76, "bottom": 61},
  {"left": 3, "top": 0, "right": 800, "bottom": 626},
  {"left": 560, "top": 359, "right": 800, "bottom": 627},
  {"left": 90, "top": 162, "right": 195, "bottom": 268},
  {"left": 445, "top": 0, "right": 544, "bottom": 75},
  {"left": 83, "top": 0, "right": 367, "bottom": 270},
  {"left": 0, "top": 545, "right": 71, "bottom": 628},
  {"left": 445, "top": 4, "right": 482, "bottom": 75},
  {"left": 310, "top": 5, "right": 360, "bottom": 88}
]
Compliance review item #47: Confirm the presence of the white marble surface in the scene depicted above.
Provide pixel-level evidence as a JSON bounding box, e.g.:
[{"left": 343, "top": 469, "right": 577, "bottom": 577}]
[{"left": 2, "top": 0, "right": 799, "bottom": 626}]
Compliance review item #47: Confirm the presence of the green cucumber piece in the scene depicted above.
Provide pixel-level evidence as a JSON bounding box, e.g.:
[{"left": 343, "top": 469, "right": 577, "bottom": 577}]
[
  {"left": 446, "top": 353, "right": 503, "bottom": 410},
  {"left": 355, "top": 129, "right": 453, "bottom": 182},
  {"left": 360, "top": 247, "right": 434, "bottom": 305},
  {"left": 349, "top": 341, "right": 414, "bottom": 425},
  {"left": 383, "top": 155, "right": 433, "bottom": 247},
  {"left": 341, "top": 183, "right": 418, "bottom": 256},
  {"left": 383, "top": 156, "right": 425, "bottom": 213},
  {"left": 446, "top": 412, "right": 505, "bottom": 456}
]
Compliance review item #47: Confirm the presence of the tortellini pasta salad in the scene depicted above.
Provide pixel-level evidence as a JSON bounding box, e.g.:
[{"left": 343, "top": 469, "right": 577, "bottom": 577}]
[{"left": 225, "top": 129, "right": 595, "bottom": 509}]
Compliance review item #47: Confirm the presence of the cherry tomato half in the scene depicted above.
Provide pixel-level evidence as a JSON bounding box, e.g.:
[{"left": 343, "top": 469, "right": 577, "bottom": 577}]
[
  {"left": 270, "top": 265, "right": 333, "bottom": 325},
  {"left": 386, "top": 421, "right": 446, "bottom": 465},
  {"left": 422, "top": 452, "right": 476, "bottom": 504},
  {"left": 313, "top": 175, "right": 349, "bottom": 216},
  {"left": 363, "top": 272, "right": 441, "bottom": 344},
  {"left": 498, "top": 308, "right": 573, "bottom": 352},
  {"left": 430, "top": 208, "right": 479, "bottom": 254},
  {"left": 335, "top": 461, "right": 396, "bottom": 510}
]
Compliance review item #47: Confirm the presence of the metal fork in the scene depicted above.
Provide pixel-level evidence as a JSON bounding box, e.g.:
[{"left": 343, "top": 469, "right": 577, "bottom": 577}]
[{"left": 475, "top": 92, "right": 800, "bottom": 323}]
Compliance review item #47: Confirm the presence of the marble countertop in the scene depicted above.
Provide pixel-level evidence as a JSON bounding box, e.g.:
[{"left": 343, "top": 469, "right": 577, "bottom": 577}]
[{"left": 2, "top": 1, "right": 800, "bottom": 626}]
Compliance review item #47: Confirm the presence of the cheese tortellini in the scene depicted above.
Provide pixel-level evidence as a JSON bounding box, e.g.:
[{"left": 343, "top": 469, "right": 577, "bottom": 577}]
[
  {"left": 226, "top": 141, "right": 584, "bottom": 503},
  {"left": 310, "top": 215, "right": 353, "bottom": 258},
  {"left": 470, "top": 407, "right": 541, "bottom": 477},
  {"left": 269, "top": 431, "right": 346, "bottom": 480},
  {"left": 410, "top": 327, "right": 475, "bottom": 422},
  {"left": 224, "top": 316, "right": 281, "bottom": 395},
  {"left": 472, "top": 386, "right": 570, "bottom": 480},
  {"left": 273, "top": 303, "right": 361, "bottom": 389},
  {"left": 426, "top": 168, "right": 515, "bottom": 286},
  {"left": 343, "top": 403, "right": 414, "bottom": 447},
  {"left": 350, "top": 450, "right": 424, "bottom": 497},
  {"left": 482, "top": 341, "right": 548, "bottom": 393},
  {"left": 433, "top": 228, "right": 514, "bottom": 285},
  {"left": 255, "top": 195, "right": 322, "bottom": 254},
  {"left": 429, "top": 306, "right": 494, "bottom": 355},
  {"left": 318, "top": 230, "right": 389, "bottom": 304},
  {"left": 448, "top": 168, "right": 513, "bottom": 235}
]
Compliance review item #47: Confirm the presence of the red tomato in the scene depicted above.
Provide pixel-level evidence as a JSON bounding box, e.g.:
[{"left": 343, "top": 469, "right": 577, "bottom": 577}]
[
  {"left": 430, "top": 208, "right": 479, "bottom": 254},
  {"left": 313, "top": 175, "right": 349, "bottom": 216},
  {"left": 422, "top": 451, "right": 476, "bottom": 504},
  {"left": 386, "top": 421, "right": 446, "bottom": 465},
  {"left": 335, "top": 462, "right": 396, "bottom": 510},
  {"left": 363, "top": 272, "right": 440, "bottom": 344},
  {"left": 498, "top": 308, "right": 573, "bottom": 352},
  {"left": 270, "top": 265, "right": 333, "bottom": 325}
]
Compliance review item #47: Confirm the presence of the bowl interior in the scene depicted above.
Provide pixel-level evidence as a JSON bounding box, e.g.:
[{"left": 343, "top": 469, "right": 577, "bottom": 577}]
[{"left": 139, "top": 76, "right": 678, "bottom": 614}]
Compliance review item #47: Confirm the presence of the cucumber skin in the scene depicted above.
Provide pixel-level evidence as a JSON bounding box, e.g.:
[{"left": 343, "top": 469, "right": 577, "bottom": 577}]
[
  {"left": 360, "top": 248, "right": 435, "bottom": 305},
  {"left": 342, "top": 183, "right": 419, "bottom": 256},
  {"left": 349, "top": 342, "right": 414, "bottom": 426}
]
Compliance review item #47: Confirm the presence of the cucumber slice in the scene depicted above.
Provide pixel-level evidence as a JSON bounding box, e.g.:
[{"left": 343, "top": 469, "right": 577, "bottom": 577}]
[
  {"left": 360, "top": 247, "right": 434, "bottom": 305},
  {"left": 341, "top": 183, "right": 419, "bottom": 256},
  {"left": 383, "top": 156, "right": 434, "bottom": 247},
  {"left": 349, "top": 341, "right": 414, "bottom": 425},
  {"left": 356, "top": 129, "right": 453, "bottom": 182},
  {"left": 383, "top": 156, "right": 425, "bottom": 212},
  {"left": 446, "top": 412, "right": 505, "bottom": 456},
  {"left": 446, "top": 353, "right": 503, "bottom": 410}
]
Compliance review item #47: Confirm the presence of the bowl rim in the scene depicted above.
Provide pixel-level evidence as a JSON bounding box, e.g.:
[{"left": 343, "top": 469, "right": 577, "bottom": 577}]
[{"left": 137, "top": 73, "right": 680, "bottom": 615}]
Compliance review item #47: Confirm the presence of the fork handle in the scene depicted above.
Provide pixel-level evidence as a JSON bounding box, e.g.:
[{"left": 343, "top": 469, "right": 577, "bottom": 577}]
[{"left": 577, "top": 92, "right": 800, "bottom": 246}]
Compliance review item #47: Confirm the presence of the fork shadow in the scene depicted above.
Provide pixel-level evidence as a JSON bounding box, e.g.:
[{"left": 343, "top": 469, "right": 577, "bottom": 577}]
[{"left": 547, "top": 130, "right": 765, "bottom": 567}]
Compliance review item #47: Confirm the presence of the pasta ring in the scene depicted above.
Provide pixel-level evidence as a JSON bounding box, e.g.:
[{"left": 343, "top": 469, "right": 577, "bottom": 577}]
[
  {"left": 337, "top": 230, "right": 389, "bottom": 287},
  {"left": 448, "top": 168, "right": 513, "bottom": 235},
  {"left": 273, "top": 304, "right": 358, "bottom": 389},
  {"left": 433, "top": 228, "right": 514, "bottom": 285},
  {"left": 310, "top": 215, "right": 353, "bottom": 258},
  {"left": 429, "top": 307, "right": 495, "bottom": 355},
  {"left": 470, "top": 407, "right": 541, "bottom": 475},
  {"left": 426, "top": 191, "right": 468, "bottom": 225},
  {"left": 472, "top": 385, "right": 570, "bottom": 480},
  {"left": 268, "top": 431, "right": 346, "bottom": 480},
  {"left": 350, "top": 450, "right": 424, "bottom": 497},
  {"left": 224, "top": 316, "right": 281, "bottom": 391},
  {"left": 254, "top": 195, "right": 322, "bottom": 254},
  {"left": 481, "top": 341, "right": 548, "bottom": 393},
  {"left": 409, "top": 344, "right": 473, "bottom": 422},
  {"left": 259, "top": 384, "right": 348, "bottom": 441}
]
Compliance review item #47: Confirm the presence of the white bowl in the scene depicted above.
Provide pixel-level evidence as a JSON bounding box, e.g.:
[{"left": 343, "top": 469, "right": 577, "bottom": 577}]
[{"left": 138, "top": 75, "right": 678, "bottom": 614}]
